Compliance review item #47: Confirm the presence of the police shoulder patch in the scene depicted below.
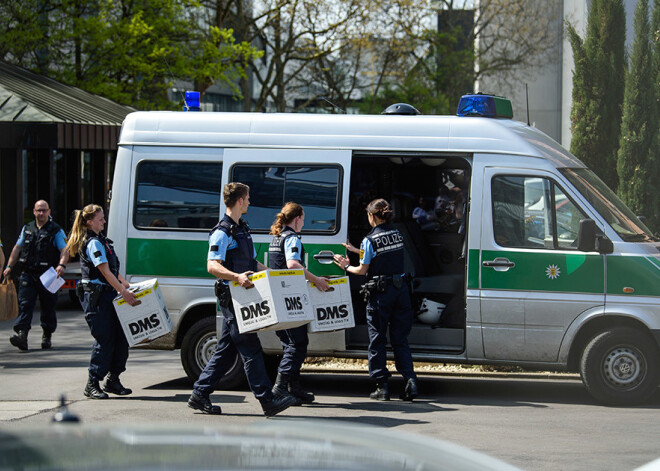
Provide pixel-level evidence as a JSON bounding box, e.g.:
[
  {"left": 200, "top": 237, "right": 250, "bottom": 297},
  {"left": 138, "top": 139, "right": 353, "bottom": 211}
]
[
  {"left": 360, "top": 249, "right": 365, "bottom": 259},
  {"left": 210, "top": 245, "right": 219, "bottom": 252},
  {"left": 94, "top": 250, "right": 102, "bottom": 258},
  {"left": 291, "top": 247, "right": 299, "bottom": 253}
]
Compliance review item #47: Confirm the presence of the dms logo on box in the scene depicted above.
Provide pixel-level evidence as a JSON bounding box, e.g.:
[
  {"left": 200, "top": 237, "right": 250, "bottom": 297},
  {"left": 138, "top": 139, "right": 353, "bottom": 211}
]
[
  {"left": 241, "top": 300, "right": 271, "bottom": 321},
  {"left": 284, "top": 296, "right": 303, "bottom": 311},
  {"left": 316, "top": 304, "right": 349, "bottom": 320},
  {"left": 129, "top": 313, "right": 161, "bottom": 335}
]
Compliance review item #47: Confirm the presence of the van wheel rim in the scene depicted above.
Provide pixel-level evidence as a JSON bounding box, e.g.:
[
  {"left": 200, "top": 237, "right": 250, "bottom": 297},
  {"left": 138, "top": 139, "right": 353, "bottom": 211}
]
[
  {"left": 196, "top": 333, "right": 217, "bottom": 370},
  {"left": 603, "top": 346, "right": 644, "bottom": 389}
]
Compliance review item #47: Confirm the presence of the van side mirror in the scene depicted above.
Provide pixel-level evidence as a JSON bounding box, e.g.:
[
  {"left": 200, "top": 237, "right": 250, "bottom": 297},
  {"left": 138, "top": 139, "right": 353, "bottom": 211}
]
[{"left": 577, "top": 219, "right": 596, "bottom": 252}]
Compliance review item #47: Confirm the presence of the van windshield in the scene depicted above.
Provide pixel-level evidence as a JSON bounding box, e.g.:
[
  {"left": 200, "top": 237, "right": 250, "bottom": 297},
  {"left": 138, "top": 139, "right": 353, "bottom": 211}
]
[{"left": 561, "top": 168, "right": 657, "bottom": 242}]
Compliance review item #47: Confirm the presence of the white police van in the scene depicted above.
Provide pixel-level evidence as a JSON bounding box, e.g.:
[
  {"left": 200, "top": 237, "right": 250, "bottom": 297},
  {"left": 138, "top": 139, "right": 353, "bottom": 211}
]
[{"left": 108, "top": 94, "right": 660, "bottom": 405}]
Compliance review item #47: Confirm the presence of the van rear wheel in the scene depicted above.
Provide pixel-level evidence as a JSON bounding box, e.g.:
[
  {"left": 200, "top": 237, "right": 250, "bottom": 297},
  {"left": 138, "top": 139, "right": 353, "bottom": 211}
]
[
  {"left": 580, "top": 327, "right": 660, "bottom": 406},
  {"left": 180, "top": 316, "right": 246, "bottom": 390}
]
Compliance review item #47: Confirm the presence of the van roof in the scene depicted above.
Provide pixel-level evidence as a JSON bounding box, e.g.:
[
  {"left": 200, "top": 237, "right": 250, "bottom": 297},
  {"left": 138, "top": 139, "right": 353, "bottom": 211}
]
[{"left": 119, "top": 111, "right": 584, "bottom": 168}]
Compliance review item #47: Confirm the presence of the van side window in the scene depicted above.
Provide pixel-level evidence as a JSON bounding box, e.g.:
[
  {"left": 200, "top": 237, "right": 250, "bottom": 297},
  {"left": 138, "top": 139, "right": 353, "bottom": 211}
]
[
  {"left": 134, "top": 161, "right": 222, "bottom": 230},
  {"left": 232, "top": 165, "right": 340, "bottom": 233},
  {"left": 492, "top": 175, "right": 586, "bottom": 249}
]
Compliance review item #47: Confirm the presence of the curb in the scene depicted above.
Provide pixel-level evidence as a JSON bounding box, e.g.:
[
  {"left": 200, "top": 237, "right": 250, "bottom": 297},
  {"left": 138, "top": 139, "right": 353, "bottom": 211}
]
[{"left": 301, "top": 367, "right": 580, "bottom": 381}]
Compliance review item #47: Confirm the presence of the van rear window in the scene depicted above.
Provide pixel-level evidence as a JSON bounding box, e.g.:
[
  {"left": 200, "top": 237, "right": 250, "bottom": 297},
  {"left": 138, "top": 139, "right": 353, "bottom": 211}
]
[
  {"left": 231, "top": 165, "right": 341, "bottom": 233},
  {"left": 134, "top": 161, "right": 222, "bottom": 230}
]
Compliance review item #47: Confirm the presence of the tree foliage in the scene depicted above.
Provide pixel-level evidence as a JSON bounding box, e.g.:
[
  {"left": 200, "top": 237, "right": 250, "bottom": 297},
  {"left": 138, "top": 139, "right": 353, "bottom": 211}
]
[
  {"left": 0, "top": 0, "right": 261, "bottom": 110},
  {"left": 617, "top": 0, "right": 659, "bottom": 230},
  {"left": 354, "top": 0, "right": 562, "bottom": 116},
  {"left": 568, "top": 0, "right": 626, "bottom": 192}
]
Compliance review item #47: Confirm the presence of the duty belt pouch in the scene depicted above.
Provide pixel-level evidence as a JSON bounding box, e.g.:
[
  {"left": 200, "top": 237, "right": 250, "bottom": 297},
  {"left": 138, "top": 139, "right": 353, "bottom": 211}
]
[
  {"left": 376, "top": 276, "right": 387, "bottom": 292},
  {"left": 215, "top": 280, "right": 232, "bottom": 308},
  {"left": 392, "top": 276, "right": 403, "bottom": 289}
]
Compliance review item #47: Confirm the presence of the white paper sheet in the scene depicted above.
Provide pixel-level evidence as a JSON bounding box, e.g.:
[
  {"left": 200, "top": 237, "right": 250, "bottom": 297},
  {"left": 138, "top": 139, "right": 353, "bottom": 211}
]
[{"left": 39, "top": 267, "right": 65, "bottom": 294}]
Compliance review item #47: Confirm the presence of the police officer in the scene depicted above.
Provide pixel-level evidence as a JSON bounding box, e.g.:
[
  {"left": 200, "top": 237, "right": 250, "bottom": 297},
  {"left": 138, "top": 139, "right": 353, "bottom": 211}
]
[
  {"left": 333, "top": 198, "right": 418, "bottom": 401},
  {"left": 65, "top": 204, "right": 138, "bottom": 399},
  {"left": 268, "top": 202, "right": 329, "bottom": 404},
  {"left": 188, "top": 182, "right": 297, "bottom": 417},
  {"left": 3, "top": 200, "right": 69, "bottom": 351}
]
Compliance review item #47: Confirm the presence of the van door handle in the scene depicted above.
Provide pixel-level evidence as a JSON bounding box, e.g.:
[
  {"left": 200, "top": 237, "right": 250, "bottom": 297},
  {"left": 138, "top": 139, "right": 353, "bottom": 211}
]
[
  {"left": 313, "top": 250, "right": 335, "bottom": 265},
  {"left": 482, "top": 257, "right": 515, "bottom": 271}
]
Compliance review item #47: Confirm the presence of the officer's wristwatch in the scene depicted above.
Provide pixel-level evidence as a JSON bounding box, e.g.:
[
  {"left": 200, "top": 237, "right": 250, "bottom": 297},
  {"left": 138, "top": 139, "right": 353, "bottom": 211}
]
[
  {"left": 343, "top": 264, "right": 350, "bottom": 270},
  {"left": 58, "top": 263, "right": 66, "bottom": 269}
]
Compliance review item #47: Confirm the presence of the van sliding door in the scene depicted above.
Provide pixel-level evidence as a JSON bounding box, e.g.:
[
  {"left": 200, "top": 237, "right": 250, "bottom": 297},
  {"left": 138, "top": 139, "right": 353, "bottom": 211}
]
[{"left": 222, "top": 148, "right": 352, "bottom": 353}]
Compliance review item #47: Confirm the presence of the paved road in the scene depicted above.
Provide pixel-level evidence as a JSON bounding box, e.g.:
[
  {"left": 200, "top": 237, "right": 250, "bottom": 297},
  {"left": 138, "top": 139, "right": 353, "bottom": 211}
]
[{"left": 1, "top": 302, "right": 659, "bottom": 470}]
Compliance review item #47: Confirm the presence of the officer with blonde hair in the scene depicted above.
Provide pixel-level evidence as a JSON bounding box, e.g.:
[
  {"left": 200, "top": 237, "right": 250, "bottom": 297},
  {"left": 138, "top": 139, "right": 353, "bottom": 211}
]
[{"left": 66, "top": 204, "right": 138, "bottom": 399}]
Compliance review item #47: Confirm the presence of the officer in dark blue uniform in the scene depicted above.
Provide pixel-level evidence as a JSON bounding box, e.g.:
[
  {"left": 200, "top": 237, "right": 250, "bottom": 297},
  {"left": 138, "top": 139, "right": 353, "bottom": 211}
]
[
  {"left": 65, "top": 204, "right": 138, "bottom": 399},
  {"left": 268, "top": 202, "right": 329, "bottom": 404},
  {"left": 334, "top": 198, "right": 418, "bottom": 401},
  {"left": 188, "top": 182, "right": 297, "bottom": 417},
  {"left": 4, "top": 200, "right": 69, "bottom": 351}
]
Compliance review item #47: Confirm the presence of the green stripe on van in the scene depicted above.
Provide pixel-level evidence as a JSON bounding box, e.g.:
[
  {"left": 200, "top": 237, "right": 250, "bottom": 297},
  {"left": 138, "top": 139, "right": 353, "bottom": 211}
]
[
  {"left": 480, "top": 250, "right": 604, "bottom": 293},
  {"left": 126, "top": 238, "right": 346, "bottom": 278}
]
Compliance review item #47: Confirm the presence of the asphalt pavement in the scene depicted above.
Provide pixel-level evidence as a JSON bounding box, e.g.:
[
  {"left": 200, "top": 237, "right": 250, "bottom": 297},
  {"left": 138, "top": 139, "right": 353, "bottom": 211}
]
[{"left": 1, "top": 299, "right": 659, "bottom": 471}]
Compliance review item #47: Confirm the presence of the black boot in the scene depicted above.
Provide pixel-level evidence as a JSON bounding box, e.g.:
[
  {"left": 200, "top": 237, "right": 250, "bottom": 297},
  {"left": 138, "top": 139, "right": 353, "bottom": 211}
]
[
  {"left": 10, "top": 330, "right": 28, "bottom": 351},
  {"left": 103, "top": 373, "right": 132, "bottom": 396},
  {"left": 261, "top": 394, "right": 298, "bottom": 417},
  {"left": 289, "top": 377, "right": 315, "bottom": 404},
  {"left": 369, "top": 382, "right": 390, "bottom": 401},
  {"left": 84, "top": 377, "right": 109, "bottom": 399},
  {"left": 188, "top": 392, "right": 222, "bottom": 415},
  {"left": 272, "top": 373, "right": 302, "bottom": 406},
  {"left": 399, "top": 377, "right": 418, "bottom": 401},
  {"left": 41, "top": 330, "right": 52, "bottom": 350}
]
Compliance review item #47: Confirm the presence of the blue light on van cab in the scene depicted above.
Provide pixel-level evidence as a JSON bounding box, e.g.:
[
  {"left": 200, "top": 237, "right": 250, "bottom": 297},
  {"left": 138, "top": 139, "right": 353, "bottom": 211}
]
[
  {"left": 457, "top": 94, "right": 513, "bottom": 119},
  {"left": 184, "top": 91, "right": 200, "bottom": 112}
]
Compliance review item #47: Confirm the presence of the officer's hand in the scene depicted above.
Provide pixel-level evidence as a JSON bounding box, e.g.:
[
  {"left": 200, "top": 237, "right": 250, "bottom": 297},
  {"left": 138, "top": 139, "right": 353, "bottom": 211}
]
[
  {"left": 2, "top": 267, "right": 10, "bottom": 278},
  {"left": 342, "top": 240, "right": 359, "bottom": 254},
  {"left": 333, "top": 254, "right": 349, "bottom": 267},
  {"left": 315, "top": 277, "right": 330, "bottom": 292},
  {"left": 121, "top": 288, "right": 139, "bottom": 306},
  {"left": 236, "top": 272, "right": 254, "bottom": 288},
  {"left": 55, "top": 265, "right": 65, "bottom": 277}
]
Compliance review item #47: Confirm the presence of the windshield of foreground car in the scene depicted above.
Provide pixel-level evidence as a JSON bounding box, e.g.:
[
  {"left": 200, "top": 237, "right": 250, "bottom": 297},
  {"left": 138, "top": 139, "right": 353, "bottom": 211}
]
[{"left": 560, "top": 168, "right": 658, "bottom": 242}]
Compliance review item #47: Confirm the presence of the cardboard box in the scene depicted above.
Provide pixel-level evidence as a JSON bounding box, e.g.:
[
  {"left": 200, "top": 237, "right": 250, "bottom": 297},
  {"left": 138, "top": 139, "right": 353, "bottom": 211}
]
[
  {"left": 230, "top": 269, "right": 313, "bottom": 334},
  {"left": 307, "top": 276, "right": 355, "bottom": 333},
  {"left": 113, "top": 278, "right": 173, "bottom": 347}
]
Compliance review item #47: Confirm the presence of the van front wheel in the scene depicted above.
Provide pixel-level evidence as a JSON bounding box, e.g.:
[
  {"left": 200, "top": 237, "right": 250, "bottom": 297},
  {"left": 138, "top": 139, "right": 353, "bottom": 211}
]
[
  {"left": 180, "top": 316, "right": 247, "bottom": 390},
  {"left": 580, "top": 327, "right": 660, "bottom": 406}
]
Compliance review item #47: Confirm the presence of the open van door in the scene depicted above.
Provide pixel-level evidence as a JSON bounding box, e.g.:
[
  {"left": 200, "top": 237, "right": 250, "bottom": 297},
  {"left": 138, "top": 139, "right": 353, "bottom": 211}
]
[
  {"left": 479, "top": 167, "right": 605, "bottom": 362},
  {"left": 221, "top": 148, "right": 352, "bottom": 354}
]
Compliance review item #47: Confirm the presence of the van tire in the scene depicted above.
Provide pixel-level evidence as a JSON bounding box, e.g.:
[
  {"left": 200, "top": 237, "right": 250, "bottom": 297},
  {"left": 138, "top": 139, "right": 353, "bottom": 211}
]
[
  {"left": 580, "top": 327, "right": 660, "bottom": 406},
  {"left": 180, "top": 316, "right": 246, "bottom": 390}
]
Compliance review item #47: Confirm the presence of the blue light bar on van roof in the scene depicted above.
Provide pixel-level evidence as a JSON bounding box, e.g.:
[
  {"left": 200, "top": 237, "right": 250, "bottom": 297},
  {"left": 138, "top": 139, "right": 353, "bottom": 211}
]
[
  {"left": 457, "top": 94, "right": 513, "bottom": 119},
  {"left": 184, "top": 91, "right": 200, "bottom": 112}
]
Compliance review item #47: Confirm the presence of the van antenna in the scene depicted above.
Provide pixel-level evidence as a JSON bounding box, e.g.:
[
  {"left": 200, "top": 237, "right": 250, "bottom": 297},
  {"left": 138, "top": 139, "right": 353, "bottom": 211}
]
[
  {"left": 320, "top": 96, "right": 346, "bottom": 114},
  {"left": 525, "top": 83, "right": 530, "bottom": 126},
  {"left": 163, "top": 57, "right": 186, "bottom": 104}
]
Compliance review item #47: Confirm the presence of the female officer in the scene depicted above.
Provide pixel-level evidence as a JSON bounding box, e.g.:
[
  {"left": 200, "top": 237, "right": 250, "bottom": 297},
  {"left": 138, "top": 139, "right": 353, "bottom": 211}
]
[
  {"left": 269, "top": 202, "right": 329, "bottom": 404},
  {"left": 333, "top": 198, "right": 418, "bottom": 401},
  {"left": 66, "top": 204, "right": 137, "bottom": 399}
]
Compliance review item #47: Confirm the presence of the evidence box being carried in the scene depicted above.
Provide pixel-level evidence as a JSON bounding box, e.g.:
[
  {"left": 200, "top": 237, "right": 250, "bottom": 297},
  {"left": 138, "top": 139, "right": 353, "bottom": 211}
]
[
  {"left": 307, "top": 277, "right": 355, "bottom": 333},
  {"left": 113, "top": 278, "right": 173, "bottom": 347},
  {"left": 230, "top": 269, "right": 314, "bottom": 334}
]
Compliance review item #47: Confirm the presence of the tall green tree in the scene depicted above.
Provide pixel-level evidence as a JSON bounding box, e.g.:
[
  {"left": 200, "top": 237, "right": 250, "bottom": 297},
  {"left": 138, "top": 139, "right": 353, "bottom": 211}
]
[
  {"left": 568, "top": 0, "right": 626, "bottom": 192},
  {"left": 618, "top": 0, "right": 659, "bottom": 230},
  {"left": 0, "top": 0, "right": 260, "bottom": 110}
]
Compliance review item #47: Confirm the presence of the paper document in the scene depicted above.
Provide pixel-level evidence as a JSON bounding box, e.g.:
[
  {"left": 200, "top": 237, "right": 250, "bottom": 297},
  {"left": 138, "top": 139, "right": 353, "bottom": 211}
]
[{"left": 39, "top": 267, "right": 65, "bottom": 294}]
